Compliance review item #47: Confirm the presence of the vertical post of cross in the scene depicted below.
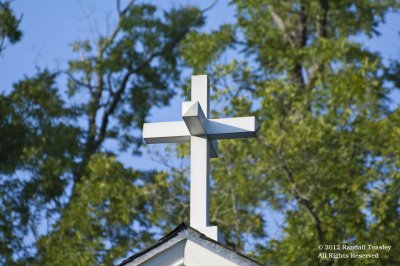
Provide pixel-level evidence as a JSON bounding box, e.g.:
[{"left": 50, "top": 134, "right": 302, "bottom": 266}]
[
  {"left": 143, "top": 73, "right": 256, "bottom": 243},
  {"left": 190, "top": 75, "right": 210, "bottom": 230}
]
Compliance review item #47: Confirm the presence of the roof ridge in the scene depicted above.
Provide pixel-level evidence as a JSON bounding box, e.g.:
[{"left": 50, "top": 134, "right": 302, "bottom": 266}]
[{"left": 117, "top": 223, "right": 262, "bottom": 266}]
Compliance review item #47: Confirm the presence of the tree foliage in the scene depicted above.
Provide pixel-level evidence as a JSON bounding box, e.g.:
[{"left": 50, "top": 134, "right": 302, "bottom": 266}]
[
  {"left": 0, "top": 1, "right": 204, "bottom": 265},
  {"left": 173, "top": 0, "right": 400, "bottom": 265},
  {"left": 0, "top": 0, "right": 22, "bottom": 55},
  {"left": 1, "top": 0, "right": 400, "bottom": 265}
]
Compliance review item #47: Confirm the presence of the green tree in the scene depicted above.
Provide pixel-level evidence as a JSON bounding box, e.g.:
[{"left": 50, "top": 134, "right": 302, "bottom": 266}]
[
  {"left": 0, "top": 0, "right": 22, "bottom": 55},
  {"left": 2, "top": 1, "right": 400, "bottom": 265},
  {"left": 172, "top": 1, "right": 400, "bottom": 265},
  {"left": 0, "top": 1, "right": 205, "bottom": 265}
]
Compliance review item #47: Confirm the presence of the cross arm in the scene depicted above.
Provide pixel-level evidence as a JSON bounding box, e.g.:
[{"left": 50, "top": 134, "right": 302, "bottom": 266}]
[
  {"left": 143, "top": 121, "right": 190, "bottom": 144},
  {"left": 181, "top": 101, "right": 257, "bottom": 140},
  {"left": 207, "top": 117, "right": 258, "bottom": 140}
]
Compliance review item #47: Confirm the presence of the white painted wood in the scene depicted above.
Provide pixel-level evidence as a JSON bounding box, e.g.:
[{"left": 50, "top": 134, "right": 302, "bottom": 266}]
[
  {"left": 170, "top": 258, "right": 184, "bottom": 266},
  {"left": 207, "top": 117, "right": 258, "bottom": 139},
  {"left": 190, "top": 135, "right": 209, "bottom": 230},
  {"left": 188, "top": 76, "right": 220, "bottom": 241},
  {"left": 143, "top": 121, "right": 189, "bottom": 144},
  {"left": 182, "top": 101, "right": 207, "bottom": 136},
  {"left": 142, "top": 75, "right": 257, "bottom": 243},
  {"left": 191, "top": 75, "right": 210, "bottom": 118},
  {"left": 184, "top": 240, "right": 239, "bottom": 266},
  {"left": 126, "top": 235, "right": 259, "bottom": 266},
  {"left": 209, "top": 139, "right": 218, "bottom": 158},
  {"left": 141, "top": 240, "right": 186, "bottom": 266}
]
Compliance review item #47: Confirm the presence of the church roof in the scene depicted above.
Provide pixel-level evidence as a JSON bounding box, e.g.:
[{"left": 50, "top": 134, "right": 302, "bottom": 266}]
[{"left": 118, "top": 223, "right": 262, "bottom": 266}]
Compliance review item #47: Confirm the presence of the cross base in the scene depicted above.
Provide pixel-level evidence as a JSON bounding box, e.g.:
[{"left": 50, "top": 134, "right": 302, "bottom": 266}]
[{"left": 193, "top": 225, "right": 225, "bottom": 244}]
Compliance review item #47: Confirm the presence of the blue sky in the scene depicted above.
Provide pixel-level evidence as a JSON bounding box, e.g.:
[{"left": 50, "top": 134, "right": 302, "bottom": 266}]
[
  {"left": 1, "top": 1, "right": 399, "bottom": 87},
  {"left": 0, "top": 0, "right": 237, "bottom": 169},
  {"left": 0, "top": 0, "right": 234, "bottom": 89},
  {"left": 1, "top": 0, "right": 399, "bottom": 168},
  {"left": 1, "top": 0, "right": 399, "bottom": 170}
]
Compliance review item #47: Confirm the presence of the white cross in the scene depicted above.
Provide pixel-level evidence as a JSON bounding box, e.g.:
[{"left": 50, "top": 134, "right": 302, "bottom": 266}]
[{"left": 142, "top": 75, "right": 257, "bottom": 242}]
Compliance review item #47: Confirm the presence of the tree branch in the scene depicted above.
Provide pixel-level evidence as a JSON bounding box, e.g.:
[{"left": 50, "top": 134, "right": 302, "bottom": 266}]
[
  {"left": 94, "top": 6, "right": 205, "bottom": 151},
  {"left": 278, "top": 148, "right": 324, "bottom": 244},
  {"left": 317, "top": 0, "right": 329, "bottom": 38},
  {"left": 63, "top": 71, "right": 93, "bottom": 90},
  {"left": 291, "top": 2, "right": 308, "bottom": 91},
  {"left": 268, "top": 6, "right": 294, "bottom": 48}
]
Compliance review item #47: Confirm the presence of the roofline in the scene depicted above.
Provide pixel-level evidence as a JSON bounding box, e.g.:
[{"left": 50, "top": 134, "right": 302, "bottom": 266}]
[
  {"left": 117, "top": 223, "right": 262, "bottom": 266},
  {"left": 117, "top": 223, "right": 188, "bottom": 266}
]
